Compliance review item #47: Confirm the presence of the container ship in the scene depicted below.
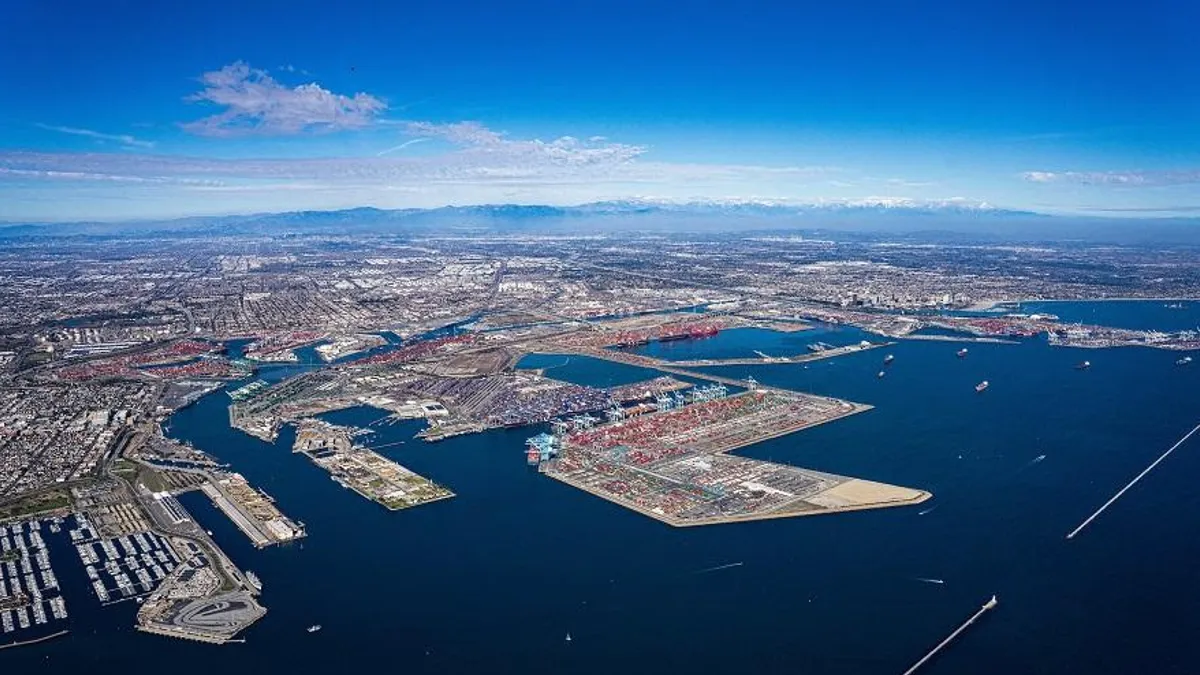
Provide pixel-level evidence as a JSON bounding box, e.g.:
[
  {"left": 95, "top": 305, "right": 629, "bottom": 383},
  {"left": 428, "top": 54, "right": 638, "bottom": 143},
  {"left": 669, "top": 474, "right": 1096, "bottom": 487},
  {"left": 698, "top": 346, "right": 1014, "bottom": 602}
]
[{"left": 657, "top": 324, "right": 720, "bottom": 342}]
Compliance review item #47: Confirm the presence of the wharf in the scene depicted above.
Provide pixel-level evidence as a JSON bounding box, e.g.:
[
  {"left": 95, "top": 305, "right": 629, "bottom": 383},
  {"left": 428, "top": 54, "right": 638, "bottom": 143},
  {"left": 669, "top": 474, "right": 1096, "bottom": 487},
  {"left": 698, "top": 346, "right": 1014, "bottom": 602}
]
[
  {"left": 542, "top": 390, "right": 930, "bottom": 526},
  {"left": 538, "top": 342, "right": 894, "bottom": 392},
  {"left": 670, "top": 341, "right": 895, "bottom": 367},
  {"left": 899, "top": 335, "right": 1020, "bottom": 345},
  {"left": 199, "top": 478, "right": 305, "bottom": 548},
  {"left": 293, "top": 419, "right": 455, "bottom": 510}
]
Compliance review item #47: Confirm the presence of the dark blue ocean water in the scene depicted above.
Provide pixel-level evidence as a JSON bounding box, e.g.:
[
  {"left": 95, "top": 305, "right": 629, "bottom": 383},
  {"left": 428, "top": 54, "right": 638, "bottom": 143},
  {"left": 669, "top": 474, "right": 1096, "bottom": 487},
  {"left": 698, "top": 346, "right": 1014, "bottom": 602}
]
[
  {"left": 1017, "top": 300, "right": 1200, "bottom": 332},
  {"left": 7, "top": 301, "right": 1200, "bottom": 674}
]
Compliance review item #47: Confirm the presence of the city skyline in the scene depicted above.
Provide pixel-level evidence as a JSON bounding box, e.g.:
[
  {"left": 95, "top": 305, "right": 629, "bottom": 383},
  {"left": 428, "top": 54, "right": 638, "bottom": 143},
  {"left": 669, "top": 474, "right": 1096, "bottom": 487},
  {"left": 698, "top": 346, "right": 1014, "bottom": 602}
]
[{"left": 2, "top": 0, "right": 1199, "bottom": 221}]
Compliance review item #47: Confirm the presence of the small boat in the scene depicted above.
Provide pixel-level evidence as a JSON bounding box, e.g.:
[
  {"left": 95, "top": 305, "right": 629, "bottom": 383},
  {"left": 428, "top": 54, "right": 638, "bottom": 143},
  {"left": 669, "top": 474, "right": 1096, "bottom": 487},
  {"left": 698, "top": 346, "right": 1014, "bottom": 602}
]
[
  {"left": 877, "top": 371, "right": 886, "bottom": 379},
  {"left": 975, "top": 380, "right": 989, "bottom": 393},
  {"left": 307, "top": 624, "right": 322, "bottom": 633},
  {"left": 565, "top": 632, "right": 572, "bottom": 642},
  {"left": 883, "top": 354, "right": 895, "bottom": 365},
  {"left": 1177, "top": 356, "right": 1193, "bottom": 366},
  {"left": 1075, "top": 361, "right": 1091, "bottom": 370},
  {"left": 956, "top": 348, "right": 968, "bottom": 358}
]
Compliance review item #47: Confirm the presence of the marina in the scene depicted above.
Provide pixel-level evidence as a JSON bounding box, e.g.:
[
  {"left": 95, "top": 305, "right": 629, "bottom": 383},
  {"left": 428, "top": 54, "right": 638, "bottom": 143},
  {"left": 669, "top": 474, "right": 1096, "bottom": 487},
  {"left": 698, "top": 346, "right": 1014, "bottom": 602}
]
[
  {"left": 0, "top": 519, "right": 69, "bottom": 644},
  {"left": 69, "top": 512, "right": 179, "bottom": 604}
]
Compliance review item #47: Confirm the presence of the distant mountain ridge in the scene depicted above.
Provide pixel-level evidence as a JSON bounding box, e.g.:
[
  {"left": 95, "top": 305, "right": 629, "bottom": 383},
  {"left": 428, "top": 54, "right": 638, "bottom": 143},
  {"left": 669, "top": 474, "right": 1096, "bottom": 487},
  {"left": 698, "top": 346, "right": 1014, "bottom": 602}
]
[{"left": 3, "top": 198, "right": 1199, "bottom": 244}]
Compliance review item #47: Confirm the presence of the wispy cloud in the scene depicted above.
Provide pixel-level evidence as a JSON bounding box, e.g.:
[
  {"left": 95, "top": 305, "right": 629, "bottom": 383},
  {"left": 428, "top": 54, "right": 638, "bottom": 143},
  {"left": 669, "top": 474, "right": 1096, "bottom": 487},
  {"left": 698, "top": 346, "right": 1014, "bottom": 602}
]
[
  {"left": 1022, "top": 169, "right": 1200, "bottom": 186},
  {"left": 0, "top": 167, "right": 220, "bottom": 186},
  {"left": 1077, "top": 205, "right": 1200, "bottom": 213},
  {"left": 375, "top": 138, "right": 429, "bottom": 157},
  {"left": 35, "top": 123, "right": 154, "bottom": 149},
  {"left": 181, "top": 62, "right": 386, "bottom": 137}
]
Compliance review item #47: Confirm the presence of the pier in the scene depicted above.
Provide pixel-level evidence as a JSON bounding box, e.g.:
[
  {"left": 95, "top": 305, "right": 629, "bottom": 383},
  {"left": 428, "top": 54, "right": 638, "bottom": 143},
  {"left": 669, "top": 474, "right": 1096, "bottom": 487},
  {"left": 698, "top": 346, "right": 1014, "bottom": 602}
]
[
  {"left": 670, "top": 341, "right": 895, "bottom": 367},
  {"left": 902, "top": 595, "right": 998, "bottom": 675},
  {"left": 0, "top": 629, "right": 69, "bottom": 651}
]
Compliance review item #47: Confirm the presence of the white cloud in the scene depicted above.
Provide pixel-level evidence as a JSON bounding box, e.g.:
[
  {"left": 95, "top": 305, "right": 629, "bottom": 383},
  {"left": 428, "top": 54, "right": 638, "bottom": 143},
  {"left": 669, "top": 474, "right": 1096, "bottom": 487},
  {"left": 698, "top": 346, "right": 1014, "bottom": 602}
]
[
  {"left": 35, "top": 123, "right": 154, "bottom": 149},
  {"left": 181, "top": 62, "right": 386, "bottom": 136},
  {"left": 403, "top": 121, "right": 647, "bottom": 167},
  {"left": 2, "top": 112, "right": 857, "bottom": 218}
]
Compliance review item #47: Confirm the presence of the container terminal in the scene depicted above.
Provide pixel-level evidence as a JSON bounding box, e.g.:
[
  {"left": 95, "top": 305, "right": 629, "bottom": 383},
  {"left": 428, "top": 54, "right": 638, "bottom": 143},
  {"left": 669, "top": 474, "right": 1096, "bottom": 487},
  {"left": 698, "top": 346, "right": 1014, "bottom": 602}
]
[{"left": 533, "top": 387, "right": 930, "bottom": 526}]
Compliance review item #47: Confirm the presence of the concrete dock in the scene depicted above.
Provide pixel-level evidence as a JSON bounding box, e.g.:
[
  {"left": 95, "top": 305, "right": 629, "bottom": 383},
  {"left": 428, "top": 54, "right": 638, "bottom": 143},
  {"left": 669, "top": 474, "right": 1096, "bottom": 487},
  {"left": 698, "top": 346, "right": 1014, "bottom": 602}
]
[{"left": 902, "top": 595, "right": 998, "bottom": 675}]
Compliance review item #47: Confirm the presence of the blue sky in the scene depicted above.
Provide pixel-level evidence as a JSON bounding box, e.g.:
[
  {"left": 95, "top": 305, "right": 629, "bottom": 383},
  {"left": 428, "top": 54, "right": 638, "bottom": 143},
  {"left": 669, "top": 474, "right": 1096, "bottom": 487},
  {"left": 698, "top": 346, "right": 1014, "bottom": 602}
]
[{"left": 2, "top": 0, "right": 1199, "bottom": 221}]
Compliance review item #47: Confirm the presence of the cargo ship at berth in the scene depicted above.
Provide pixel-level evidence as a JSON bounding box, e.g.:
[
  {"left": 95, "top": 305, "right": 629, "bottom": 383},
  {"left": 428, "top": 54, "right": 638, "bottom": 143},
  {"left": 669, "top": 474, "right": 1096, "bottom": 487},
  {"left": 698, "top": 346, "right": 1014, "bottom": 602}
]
[{"left": 657, "top": 325, "right": 719, "bottom": 342}]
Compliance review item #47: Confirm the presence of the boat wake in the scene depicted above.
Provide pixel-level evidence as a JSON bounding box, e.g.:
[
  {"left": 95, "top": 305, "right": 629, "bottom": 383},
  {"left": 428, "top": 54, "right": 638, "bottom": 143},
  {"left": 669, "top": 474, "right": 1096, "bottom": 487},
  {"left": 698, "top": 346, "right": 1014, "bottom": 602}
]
[
  {"left": 1016, "top": 454, "right": 1047, "bottom": 474},
  {"left": 695, "top": 561, "right": 744, "bottom": 574}
]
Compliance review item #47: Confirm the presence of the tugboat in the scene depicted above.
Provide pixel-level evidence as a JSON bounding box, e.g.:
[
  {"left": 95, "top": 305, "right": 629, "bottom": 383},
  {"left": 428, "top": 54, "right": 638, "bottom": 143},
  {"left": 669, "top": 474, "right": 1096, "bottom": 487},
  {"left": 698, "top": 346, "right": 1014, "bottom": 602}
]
[
  {"left": 1177, "top": 356, "right": 1194, "bottom": 366},
  {"left": 956, "top": 348, "right": 968, "bottom": 358},
  {"left": 1075, "top": 360, "right": 1091, "bottom": 370},
  {"left": 975, "top": 380, "right": 989, "bottom": 393}
]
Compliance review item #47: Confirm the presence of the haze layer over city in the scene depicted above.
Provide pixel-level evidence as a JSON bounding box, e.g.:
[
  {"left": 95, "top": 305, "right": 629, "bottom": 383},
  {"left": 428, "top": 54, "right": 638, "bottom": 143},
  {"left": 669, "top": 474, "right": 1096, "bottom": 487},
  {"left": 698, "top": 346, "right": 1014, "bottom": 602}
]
[{"left": 1, "top": 2, "right": 1198, "bottom": 674}]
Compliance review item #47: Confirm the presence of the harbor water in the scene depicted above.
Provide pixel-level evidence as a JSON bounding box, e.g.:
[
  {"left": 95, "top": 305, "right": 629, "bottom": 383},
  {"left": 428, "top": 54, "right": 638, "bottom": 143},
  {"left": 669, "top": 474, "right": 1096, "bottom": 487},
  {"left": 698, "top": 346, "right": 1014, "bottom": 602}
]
[{"left": 5, "top": 300, "right": 1200, "bottom": 674}]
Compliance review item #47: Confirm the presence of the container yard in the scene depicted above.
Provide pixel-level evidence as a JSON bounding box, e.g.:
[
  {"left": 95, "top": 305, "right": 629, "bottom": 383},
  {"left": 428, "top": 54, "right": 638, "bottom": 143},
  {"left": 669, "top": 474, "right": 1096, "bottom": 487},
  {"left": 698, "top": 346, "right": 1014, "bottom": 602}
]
[
  {"left": 388, "top": 371, "right": 613, "bottom": 430},
  {"left": 606, "top": 376, "right": 692, "bottom": 403},
  {"left": 242, "top": 331, "right": 327, "bottom": 362},
  {"left": 538, "top": 389, "right": 930, "bottom": 526}
]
